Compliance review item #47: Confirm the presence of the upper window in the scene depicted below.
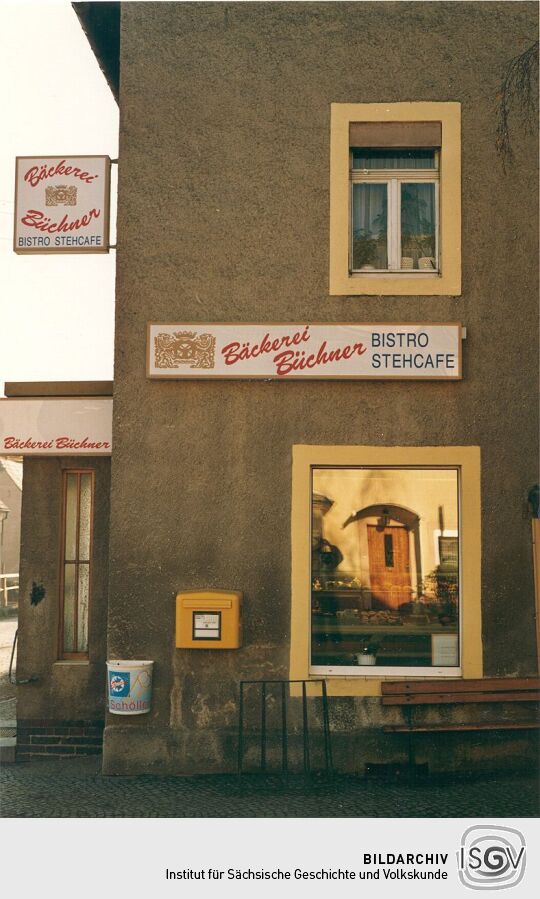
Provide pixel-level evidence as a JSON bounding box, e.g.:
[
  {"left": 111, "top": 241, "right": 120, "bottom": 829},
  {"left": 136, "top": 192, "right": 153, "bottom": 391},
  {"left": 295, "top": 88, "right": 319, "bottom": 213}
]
[
  {"left": 330, "top": 103, "right": 461, "bottom": 296},
  {"left": 59, "top": 470, "right": 94, "bottom": 659},
  {"left": 351, "top": 144, "right": 439, "bottom": 273}
]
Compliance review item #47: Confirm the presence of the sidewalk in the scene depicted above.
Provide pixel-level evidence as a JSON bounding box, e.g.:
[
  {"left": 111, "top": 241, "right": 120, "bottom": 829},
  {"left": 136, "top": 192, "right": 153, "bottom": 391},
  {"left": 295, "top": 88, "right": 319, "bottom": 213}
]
[{"left": 1, "top": 756, "right": 538, "bottom": 818}]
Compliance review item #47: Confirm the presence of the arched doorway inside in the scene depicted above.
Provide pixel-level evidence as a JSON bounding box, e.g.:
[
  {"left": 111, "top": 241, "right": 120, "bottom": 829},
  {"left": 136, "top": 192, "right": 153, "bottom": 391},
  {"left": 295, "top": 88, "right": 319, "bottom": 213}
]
[{"left": 342, "top": 504, "right": 421, "bottom": 610}]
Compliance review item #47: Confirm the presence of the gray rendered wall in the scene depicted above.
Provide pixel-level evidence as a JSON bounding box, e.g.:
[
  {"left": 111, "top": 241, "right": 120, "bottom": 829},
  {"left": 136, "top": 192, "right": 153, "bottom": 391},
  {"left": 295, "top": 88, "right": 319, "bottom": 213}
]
[{"left": 104, "top": 2, "right": 539, "bottom": 774}]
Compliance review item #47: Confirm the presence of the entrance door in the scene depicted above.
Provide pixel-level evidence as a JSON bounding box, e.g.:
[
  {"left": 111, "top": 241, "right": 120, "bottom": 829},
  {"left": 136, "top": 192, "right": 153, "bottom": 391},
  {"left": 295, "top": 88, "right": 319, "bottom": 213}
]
[{"left": 367, "top": 525, "right": 411, "bottom": 609}]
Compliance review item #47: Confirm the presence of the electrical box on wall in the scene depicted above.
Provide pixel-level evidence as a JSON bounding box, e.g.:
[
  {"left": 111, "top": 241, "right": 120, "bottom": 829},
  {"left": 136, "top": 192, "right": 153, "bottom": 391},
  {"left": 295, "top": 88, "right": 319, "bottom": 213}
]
[{"left": 175, "top": 590, "right": 243, "bottom": 649}]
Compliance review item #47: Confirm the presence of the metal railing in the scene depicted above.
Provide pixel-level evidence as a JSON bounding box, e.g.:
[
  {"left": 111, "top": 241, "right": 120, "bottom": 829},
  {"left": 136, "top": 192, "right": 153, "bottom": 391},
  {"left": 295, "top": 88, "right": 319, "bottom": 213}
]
[
  {"left": 237, "top": 679, "right": 334, "bottom": 786},
  {"left": 0, "top": 573, "right": 19, "bottom": 607}
]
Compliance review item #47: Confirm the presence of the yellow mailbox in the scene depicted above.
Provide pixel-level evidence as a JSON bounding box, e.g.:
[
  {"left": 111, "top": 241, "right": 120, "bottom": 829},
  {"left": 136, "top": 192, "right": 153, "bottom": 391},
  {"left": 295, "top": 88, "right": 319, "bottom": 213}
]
[{"left": 176, "top": 590, "right": 242, "bottom": 649}]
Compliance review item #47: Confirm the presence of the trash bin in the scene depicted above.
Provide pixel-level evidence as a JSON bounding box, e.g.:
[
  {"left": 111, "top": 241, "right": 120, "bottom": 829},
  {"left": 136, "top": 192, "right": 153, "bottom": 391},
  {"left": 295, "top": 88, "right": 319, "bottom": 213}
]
[{"left": 107, "top": 660, "right": 154, "bottom": 715}]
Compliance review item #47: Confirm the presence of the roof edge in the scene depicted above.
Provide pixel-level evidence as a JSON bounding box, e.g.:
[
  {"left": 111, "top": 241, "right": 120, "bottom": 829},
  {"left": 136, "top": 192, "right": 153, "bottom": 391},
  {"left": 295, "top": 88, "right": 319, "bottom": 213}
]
[
  {"left": 72, "top": 1, "right": 120, "bottom": 103},
  {"left": 4, "top": 382, "right": 114, "bottom": 398}
]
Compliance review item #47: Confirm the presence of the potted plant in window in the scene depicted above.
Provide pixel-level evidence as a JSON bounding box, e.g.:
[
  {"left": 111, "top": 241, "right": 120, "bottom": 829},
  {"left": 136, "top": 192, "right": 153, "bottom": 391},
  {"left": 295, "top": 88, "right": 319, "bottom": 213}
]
[
  {"left": 352, "top": 227, "right": 378, "bottom": 270},
  {"left": 401, "top": 185, "right": 435, "bottom": 269},
  {"left": 355, "top": 637, "right": 380, "bottom": 666}
]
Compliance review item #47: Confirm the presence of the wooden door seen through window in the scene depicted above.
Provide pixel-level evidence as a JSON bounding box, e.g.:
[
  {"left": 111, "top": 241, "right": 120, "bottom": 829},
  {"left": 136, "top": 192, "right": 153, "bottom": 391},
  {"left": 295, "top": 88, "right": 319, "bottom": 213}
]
[{"left": 367, "top": 525, "right": 411, "bottom": 608}]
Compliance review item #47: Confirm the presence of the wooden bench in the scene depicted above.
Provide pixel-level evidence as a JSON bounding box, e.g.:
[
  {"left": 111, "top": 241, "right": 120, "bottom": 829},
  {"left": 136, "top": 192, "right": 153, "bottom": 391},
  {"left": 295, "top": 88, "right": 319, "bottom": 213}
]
[{"left": 381, "top": 677, "right": 540, "bottom": 767}]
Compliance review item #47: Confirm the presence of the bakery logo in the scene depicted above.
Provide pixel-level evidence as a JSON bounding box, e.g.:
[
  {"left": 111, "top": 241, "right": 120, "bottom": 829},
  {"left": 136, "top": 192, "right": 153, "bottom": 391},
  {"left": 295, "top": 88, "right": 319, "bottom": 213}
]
[
  {"left": 45, "top": 185, "right": 78, "bottom": 206},
  {"left": 154, "top": 331, "right": 216, "bottom": 370},
  {"left": 458, "top": 826, "right": 526, "bottom": 890}
]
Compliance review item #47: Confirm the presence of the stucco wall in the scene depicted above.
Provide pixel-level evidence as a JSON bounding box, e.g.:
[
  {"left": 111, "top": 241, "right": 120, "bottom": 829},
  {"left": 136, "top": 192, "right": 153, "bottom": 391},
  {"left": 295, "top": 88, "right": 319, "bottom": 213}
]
[
  {"left": 104, "top": 2, "right": 539, "bottom": 774},
  {"left": 17, "top": 457, "right": 110, "bottom": 721}
]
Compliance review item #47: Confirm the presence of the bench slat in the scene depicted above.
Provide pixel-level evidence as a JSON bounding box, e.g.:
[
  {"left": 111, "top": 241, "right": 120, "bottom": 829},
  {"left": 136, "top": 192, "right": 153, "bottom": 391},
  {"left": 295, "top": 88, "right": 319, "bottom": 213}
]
[
  {"left": 381, "top": 677, "right": 540, "bottom": 696},
  {"left": 382, "top": 690, "right": 540, "bottom": 705},
  {"left": 383, "top": 721, "right": 539, "bottom": 734}
]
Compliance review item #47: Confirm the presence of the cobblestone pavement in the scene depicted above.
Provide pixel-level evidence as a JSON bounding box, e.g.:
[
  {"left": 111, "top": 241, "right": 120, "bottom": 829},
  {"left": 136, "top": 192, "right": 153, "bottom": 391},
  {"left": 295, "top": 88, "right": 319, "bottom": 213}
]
[{"left": 1, "top": 756, "right": 538, "bottom": 817}]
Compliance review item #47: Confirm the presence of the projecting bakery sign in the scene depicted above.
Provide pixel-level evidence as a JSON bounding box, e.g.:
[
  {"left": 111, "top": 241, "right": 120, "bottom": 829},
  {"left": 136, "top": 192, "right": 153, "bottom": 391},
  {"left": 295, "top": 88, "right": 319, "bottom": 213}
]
[
  {"left": 14, "top": 156, "right": 111, "bottom": 253},
  {"left": 0, "top": 399, "right": 112, "bottom": 455},
  {"left": 147, "top": 323, "right": 462, "bottom": 379}
]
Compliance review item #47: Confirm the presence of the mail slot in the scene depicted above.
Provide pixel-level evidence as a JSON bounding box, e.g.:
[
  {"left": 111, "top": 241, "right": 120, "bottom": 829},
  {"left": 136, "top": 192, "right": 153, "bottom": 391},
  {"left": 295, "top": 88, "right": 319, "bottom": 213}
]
[{"left": 176, "top": 589, "right": 242, "bottom": 649}]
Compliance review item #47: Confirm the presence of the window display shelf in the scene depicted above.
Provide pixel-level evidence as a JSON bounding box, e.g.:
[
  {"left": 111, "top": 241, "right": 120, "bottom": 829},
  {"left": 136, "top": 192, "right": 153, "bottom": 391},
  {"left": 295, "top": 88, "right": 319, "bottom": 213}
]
[{"left": 313, "top": 622, "right": 457, "bottom": 637}]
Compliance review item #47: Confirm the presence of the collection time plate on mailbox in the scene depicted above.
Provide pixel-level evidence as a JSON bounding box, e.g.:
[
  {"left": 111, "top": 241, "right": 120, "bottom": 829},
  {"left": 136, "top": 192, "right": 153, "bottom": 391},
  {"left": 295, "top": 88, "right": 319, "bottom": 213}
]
[{"left": 193, "top": 612, "right": 221, "bottom": 641}]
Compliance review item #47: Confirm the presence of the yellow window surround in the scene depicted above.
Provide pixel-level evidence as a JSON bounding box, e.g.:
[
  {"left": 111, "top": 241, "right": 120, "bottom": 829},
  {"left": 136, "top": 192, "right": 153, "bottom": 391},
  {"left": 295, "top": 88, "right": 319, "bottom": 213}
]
[
  {"left": 329, "top": 102, "right": 461, "bottom": 296},
  {"left": 290, "top": 445, "right": 482, "bottom": 697}
]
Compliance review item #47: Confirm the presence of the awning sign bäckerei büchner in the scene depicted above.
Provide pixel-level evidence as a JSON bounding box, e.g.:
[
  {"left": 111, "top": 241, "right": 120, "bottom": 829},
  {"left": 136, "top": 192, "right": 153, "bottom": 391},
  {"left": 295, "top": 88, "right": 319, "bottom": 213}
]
[
  {"left": 14, "top": 156, "right": 111, "bottom": 253},
  {"left": 0, "top": 399, "right": 112, "bottom": 455},
  {"left": 147, "top": 323, "right": 463, "bottom": 380}
]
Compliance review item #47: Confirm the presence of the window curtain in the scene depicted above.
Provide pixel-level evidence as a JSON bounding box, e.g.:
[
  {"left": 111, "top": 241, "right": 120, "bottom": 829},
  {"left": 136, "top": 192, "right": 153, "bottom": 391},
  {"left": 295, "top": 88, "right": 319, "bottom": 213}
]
[{"left": 352, "top": 183, "right": 387, "bottom": 238}]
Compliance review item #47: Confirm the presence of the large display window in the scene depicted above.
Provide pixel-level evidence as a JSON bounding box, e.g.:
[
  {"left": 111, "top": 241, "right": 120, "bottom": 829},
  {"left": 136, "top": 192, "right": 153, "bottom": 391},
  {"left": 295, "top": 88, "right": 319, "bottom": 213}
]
[
  {"left": 290, "top": 446, "right": 482, "bottom": 694},
  {"left": 310, "top": 467, "right": 460, "bottom": 675}
]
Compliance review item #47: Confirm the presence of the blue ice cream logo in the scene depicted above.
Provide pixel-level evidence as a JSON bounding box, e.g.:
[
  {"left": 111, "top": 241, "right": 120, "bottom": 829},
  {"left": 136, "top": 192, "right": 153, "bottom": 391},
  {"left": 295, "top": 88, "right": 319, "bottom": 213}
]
[{"left": 110, "top": 672, "right": 130, "bottom": 697}]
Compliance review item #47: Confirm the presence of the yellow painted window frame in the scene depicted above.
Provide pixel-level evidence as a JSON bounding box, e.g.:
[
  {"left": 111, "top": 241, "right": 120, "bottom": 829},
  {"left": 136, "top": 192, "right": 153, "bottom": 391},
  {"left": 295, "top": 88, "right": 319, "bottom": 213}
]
[
  {"left": 290, "top": 445, "right": 482, "bottom": 697},
  {"left": 329, "top": 102, "right": 461, "bottom": 296}
]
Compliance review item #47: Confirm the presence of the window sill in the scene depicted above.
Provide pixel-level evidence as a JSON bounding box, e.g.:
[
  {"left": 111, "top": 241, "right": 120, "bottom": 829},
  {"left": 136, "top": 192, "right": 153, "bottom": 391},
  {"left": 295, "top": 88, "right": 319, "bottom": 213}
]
[
  {"left": 54, "top": 660, "right": 90, "bottom": 667},
  {"left": 310, "top": 667, "right": 462, "bottom": 678},
  {"left": 331, "top": 271, "right": 460, "bottom": 296},
  {"left": 351, "top": 270, "right": 440, "bottom": 276}
]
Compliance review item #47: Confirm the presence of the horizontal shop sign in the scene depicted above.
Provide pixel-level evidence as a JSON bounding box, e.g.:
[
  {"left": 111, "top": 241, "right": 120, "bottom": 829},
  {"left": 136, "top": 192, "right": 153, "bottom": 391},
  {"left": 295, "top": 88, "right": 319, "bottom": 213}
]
[
  {"left": 147, "top": 322, "right": 463, "bottom": 380},
  {"left": 14, "top": 156, "right": 111, "bottom": 254},
  {"left": 0, "top": 398, "right": 112, "bottom": 455}
]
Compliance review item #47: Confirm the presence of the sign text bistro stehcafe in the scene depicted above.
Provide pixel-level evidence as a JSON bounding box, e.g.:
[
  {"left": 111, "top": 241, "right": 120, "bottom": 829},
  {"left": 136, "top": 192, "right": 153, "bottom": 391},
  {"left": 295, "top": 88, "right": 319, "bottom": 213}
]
[
  {"left": 147, "top": 323, "right": 463, "bottom": 380},
  {"left": 14, "top": 156, "right": 111, "bottom": 253}
]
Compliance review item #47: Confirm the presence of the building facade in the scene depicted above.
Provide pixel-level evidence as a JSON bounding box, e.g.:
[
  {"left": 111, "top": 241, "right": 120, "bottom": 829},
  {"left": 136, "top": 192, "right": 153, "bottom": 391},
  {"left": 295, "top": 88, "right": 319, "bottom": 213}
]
[{"left": 10, "top": 2, "right": 540, "bottom": 774}]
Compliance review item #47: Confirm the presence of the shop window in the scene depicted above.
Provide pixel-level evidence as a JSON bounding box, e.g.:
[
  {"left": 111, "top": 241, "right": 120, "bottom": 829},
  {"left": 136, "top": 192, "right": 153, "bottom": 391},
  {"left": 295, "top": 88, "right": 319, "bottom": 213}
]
[
  {"left": 291, "top": 446, "right": 482, "bottom": 695},
  {"left": 330, "top": 103, "right": 461, "bottom": 296},
  {"left": 311, "top": 467, "right": 460, "bottom": 675},
  {"left": 59, "top": 470, "right": 94, "bottom": 659}
]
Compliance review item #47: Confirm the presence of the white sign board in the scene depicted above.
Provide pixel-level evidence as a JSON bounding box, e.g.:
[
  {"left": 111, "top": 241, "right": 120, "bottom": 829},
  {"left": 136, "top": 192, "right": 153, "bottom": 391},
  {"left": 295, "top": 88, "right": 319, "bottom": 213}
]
[
  {"left": 147, "top": 322, "right": 462, "bottom": 380},
  {"left": 431, "top": 634, "right": 459, "bottom": 666},
  {"left": 0, "top": 399, "right": 112, "bottom": 455},
  {"left": 14, "top": 156, "right": 111, "bottom": 253}
]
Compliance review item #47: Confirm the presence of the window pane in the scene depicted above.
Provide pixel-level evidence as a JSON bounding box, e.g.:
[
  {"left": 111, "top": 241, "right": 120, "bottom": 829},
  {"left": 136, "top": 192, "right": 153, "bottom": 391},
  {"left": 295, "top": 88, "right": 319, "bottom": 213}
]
[
  {"left": 352, "top": 149, "right": 436, "bottom": 170},
  {"left": 78, "top": 474, "right": 92, "bottom": 561},
  {"left": 63, "top": 564, "right": 76, "bottom": 653},
  {"left": 439, "top": 536, "right": 458, "bottom": 567},
  {"left": 77, "top": 565, "right": 90, "bottom": 653},
  {"left": 64, "top": 473, "right": 78, "bottom": 561},
  {"left": 352, "top": 183, "right": 387, "bottom": 270},
  {"left": 384, "top": 533, "right": 394, "bottom": 568},
  {"left": 400, "top": 182, "right": 436, "bottom": 270},
  {"left": 311, "top": 468, "right": 459, "bottom": 669}
]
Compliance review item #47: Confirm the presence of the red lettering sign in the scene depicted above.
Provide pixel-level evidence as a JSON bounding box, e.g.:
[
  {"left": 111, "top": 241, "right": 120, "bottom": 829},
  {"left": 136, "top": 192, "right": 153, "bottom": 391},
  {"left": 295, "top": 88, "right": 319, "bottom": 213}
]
[
  {"left": 24, "top": 160, "right": 99, "bottom": 188},
  {"left": 20, "top": 208, "right": 101, "bottom": 233}
]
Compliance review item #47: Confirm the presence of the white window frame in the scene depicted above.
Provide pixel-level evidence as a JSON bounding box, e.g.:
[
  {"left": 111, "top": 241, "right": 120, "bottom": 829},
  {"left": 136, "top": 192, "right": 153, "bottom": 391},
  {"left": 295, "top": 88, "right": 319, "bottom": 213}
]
[{"left": 350, "top": 156, "right": 440, "bottom": 274}]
